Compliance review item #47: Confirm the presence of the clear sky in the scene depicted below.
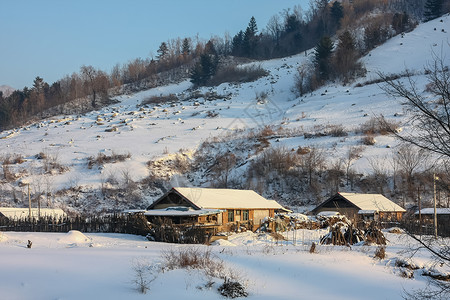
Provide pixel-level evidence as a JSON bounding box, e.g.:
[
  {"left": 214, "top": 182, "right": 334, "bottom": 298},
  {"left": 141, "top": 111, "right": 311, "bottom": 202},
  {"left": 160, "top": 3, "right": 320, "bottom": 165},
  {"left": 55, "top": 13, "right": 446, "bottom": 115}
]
[{"left": 1, "top": 0, "right": 308, "bottom": 90}]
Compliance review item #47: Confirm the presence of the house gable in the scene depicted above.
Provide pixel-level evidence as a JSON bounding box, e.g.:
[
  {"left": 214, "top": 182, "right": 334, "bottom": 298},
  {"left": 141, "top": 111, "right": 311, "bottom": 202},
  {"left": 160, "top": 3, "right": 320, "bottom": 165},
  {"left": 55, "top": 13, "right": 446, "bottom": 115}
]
[
  {"left": 313, "top": 193, "right": 359, "bottom": 214},
  {"left": 147, "top": 189, "right": 201, "bottom": 210}
]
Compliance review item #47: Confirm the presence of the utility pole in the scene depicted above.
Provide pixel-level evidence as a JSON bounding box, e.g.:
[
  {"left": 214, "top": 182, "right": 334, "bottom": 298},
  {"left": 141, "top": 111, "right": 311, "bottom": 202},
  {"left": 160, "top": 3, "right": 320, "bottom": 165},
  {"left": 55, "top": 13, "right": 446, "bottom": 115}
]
[
  {"left": 433, "top": 173, "right": 438, "bottom": 239},
  {"left": 418, "top": 186, "right": 422, "bottom": 236},
  {"left": 28, "top": 183, "right": 32, "bottom": 222}
]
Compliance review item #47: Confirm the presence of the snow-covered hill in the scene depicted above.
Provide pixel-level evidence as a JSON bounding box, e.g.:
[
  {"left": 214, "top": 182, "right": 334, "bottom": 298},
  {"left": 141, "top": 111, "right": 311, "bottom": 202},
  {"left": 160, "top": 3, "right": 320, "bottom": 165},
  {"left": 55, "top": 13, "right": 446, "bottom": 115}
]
[{"left": 0, "top": 15, "right": 449, "bottom": 212}]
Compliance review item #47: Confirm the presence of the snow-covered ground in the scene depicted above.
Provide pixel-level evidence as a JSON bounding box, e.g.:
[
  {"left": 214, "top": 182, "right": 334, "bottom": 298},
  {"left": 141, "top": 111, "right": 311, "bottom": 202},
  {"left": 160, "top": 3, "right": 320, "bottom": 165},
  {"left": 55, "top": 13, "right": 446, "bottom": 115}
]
[{"left": 0, "top": 230, "right": 446, "bottom": 299}]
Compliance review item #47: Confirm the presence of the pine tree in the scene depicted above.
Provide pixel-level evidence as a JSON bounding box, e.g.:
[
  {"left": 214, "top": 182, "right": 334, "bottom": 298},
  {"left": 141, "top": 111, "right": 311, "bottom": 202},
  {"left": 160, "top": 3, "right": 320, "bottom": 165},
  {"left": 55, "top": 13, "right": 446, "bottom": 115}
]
[
  {"left": 190, "top": 54, "right": 218, "bottom": 86},
  {"left": 232, "top": 30, "right": 244, "bottom": 56},
  {"left": 181, "top": 38, "right": 191, "bottom": 57},
  {"left": 314, "top": 36, "right": 334, "bottom": 81},
  {"left": 424, "top": 0, "right": 443, "bottom": 21},
  {"left": 284, "top": 14, "right": 301, "bottom": 33},
  {"left": 204, "top": 40, "right": 217, "bottom": 55},
  {"left": 157, "top": 42, "right": 168, "bottom": 60},
  {"left": 330, "top": 1, "right": 344, "bottom": 28},
  {"left": 243, "top": 16, "right": 259, "bottom": 57},
  {"left": 333, "top": 31, "right": 361, "bottom": 82}
]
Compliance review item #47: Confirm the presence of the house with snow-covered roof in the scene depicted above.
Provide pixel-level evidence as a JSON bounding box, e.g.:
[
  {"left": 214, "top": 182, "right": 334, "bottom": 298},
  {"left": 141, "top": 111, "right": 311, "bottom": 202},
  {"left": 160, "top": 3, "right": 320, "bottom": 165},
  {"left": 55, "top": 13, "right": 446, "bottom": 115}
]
[
  {"left": 415, "top": 208, "right": 450, "bottom": 235},
  {"left": 312, "top": 192, "right": 406, "bottom": 222},
  {"left": 146, "top": 187, "right": 286, "bottom": 231}
]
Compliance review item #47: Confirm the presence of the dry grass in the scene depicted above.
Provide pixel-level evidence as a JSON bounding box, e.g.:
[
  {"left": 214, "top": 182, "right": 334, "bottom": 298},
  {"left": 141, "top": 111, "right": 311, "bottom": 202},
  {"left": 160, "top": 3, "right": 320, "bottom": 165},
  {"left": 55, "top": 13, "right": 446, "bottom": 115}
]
[
  {"left": 362, "top": 135, "right": 376, "bottom": 145},
  {"left": 359, "top": 117, "right": 400, "bottom": 135},
  {"left": 161, "top": 247, "right": 244, "bottom": 282},
  {"left": 141, "top": 94, "right": 179, "bottom": 105},
  {"left": 208, "top": 65, "right": 268, "bottom": 86},
  {"left": 374, "top": 245, "right": 386, "bottom": 259},
  {"left": 87, "top": 151, "right": 131, "bottom": 168}
]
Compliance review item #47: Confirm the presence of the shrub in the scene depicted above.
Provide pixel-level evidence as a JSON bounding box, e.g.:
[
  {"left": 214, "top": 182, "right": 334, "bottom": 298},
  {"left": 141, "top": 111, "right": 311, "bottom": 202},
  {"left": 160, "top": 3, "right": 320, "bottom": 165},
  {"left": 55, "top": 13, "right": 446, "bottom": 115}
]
[
  {"left": 218, "top": 279, "right": 248, "bottom": 298},
  {"left": 87, "top": 151, "right": 131, "bottom": 168},
  {"left": 362, "top": 135, "right": 376, "bottom": 145},
  {"left": 141, "top": 94, "right": 179, "bottom": 106},
  {"left": 327, "top": 124, "right": 348, "bottom": 137},
  {"left": 208, "top": 65, "right": 268, "bottom": 86},
  {"left": 374, "top": 245, "right": 386, "bottom": 260},
  {"left": 131, "top": 258, "right": 158, "bottom": 294},
  {"left": 359, "top": 117, "right": 400, "bottom": 135}
]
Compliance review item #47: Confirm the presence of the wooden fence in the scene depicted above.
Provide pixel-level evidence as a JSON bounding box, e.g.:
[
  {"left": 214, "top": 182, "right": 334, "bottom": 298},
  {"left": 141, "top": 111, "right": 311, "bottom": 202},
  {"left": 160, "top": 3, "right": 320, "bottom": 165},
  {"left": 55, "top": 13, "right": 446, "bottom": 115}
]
[
  {"left": 381, "top": 219, "right": 450, "bottom": 237},
  {"left": 0, "top": 213, "right": 150, "bottom": 236}
]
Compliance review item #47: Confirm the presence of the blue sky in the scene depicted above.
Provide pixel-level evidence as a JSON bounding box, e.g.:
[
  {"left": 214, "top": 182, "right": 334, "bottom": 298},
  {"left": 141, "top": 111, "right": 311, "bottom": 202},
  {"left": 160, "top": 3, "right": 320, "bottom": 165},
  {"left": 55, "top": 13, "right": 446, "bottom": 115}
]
[{"left": 1, "top": 0, "right": 308, "bottom": 89}]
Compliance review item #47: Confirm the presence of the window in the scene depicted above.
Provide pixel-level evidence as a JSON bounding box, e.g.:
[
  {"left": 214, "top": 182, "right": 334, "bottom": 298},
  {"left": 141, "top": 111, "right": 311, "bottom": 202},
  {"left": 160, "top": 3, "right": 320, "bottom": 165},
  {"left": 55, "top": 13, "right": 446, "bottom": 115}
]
[
  {"left": 242, "top": 210, "right": 249, "bottom": 221},
  {"left": 228, "top": 210, "right": 234, "bottom": 222},
  {"left": 236, "top": 210, "right": 241, "bottom": 216}
]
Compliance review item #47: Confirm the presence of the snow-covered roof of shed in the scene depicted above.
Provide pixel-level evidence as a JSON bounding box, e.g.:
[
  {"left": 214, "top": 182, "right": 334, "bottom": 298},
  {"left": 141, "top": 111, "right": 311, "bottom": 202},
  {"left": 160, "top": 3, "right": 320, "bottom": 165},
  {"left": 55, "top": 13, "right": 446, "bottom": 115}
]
[
  {"left": 172, "top": 187, "right": 284, "bottom": 210},
  {"left": 144, "top": 207, "right": 222, "bottom": 217},
  {"left": 358, "top": 210, "right": 378, "bottom": 214},
  {"left": 0, "top": 207, "right": 67, "bottom": 219},
  {"left": 415, "top": 208, "right": 450, "bottom": 215},
  {"left": 339, "top": 193, "right": 406, "bottom": 212}
]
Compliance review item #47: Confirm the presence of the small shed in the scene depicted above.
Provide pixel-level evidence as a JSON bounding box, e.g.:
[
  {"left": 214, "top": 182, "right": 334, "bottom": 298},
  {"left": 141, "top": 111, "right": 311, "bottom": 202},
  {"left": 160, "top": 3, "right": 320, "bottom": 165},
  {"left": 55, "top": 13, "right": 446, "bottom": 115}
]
[
  {"left": 312, "top": 192, "right": 406, "bottom": 221},
  {"left": 415, "top": 208, "right": 450, "bottom": 225},
  {"left": 146, "top": 187, "right": 286, "bottom": 231}
]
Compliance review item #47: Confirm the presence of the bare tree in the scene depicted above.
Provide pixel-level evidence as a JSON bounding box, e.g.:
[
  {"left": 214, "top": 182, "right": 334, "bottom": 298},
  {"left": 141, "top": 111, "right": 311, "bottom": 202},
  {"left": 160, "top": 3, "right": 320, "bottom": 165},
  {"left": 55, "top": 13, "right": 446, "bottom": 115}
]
[
  {"left": 344, "top": 146, "right": 363, "bottom": 186},
  {"left": 299, "top": 147, "right": 325, "bottom": 185},
  {"left": 394, "top": 144, "right": 430, "bottom": 201},
  {"left": 367, "top": 156, "right": 389, "bottom": 194},
  {"left": 210, "top": 152, "right": 236, "bottom": 188},
  {"left": 380, "top": 50, "right": 450, "bottom": 298},
  {"left": 379, "top": 49, "right": 450, "bottom": 158},
  {"left": 326, "top": 158, "right": 344, "bottom": 194}
]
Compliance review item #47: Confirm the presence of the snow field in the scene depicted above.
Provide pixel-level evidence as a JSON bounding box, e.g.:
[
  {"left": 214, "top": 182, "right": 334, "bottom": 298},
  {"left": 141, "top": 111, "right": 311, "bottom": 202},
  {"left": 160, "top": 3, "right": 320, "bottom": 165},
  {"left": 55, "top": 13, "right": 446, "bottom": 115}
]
[{"left": 0, "top": 230, "right": 444, "bottom": 300}]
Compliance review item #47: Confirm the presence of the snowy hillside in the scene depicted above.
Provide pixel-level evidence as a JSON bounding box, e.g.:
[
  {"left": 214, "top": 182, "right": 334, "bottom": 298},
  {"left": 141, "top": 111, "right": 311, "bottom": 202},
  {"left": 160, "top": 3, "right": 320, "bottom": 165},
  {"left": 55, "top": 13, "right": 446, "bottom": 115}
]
[{"left": 0, "top": 15, "right": 449, "bottom": 212}]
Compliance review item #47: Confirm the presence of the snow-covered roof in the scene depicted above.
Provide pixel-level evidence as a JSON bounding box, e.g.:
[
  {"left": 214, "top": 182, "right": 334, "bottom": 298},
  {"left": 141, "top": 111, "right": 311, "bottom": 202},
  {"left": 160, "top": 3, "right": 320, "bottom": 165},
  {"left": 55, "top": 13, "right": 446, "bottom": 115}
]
[
  {"left": 0, "top": 207, "right": 67, "bottom": 219},
  {"left": 338, "top": 193, "right": 406, "bottom": 212},
  {"left": 171, "top": 187, "right": 284, "bottom": 210},
  {"left": 317, "top": 211, "right": 340, "bottom": 217},
  {"left": 358, "top": 210, "right": 378, "bottom": 214},
  {"left": 415, "top": 208, "right": 450, "bottom": 215},
  {"left": 144, "top": 207, "right": 222, "bottom": 217}
]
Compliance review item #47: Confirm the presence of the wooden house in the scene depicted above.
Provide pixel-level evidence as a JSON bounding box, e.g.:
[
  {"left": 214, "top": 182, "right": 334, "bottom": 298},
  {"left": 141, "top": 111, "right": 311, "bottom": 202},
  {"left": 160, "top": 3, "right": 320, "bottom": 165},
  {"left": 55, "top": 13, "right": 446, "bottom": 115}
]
[
  {"left": 312, "top": 192, "right": 406, "bottom": 222},
  {"left": 145, "top": 187, "right": 286, "bottom": 231}
]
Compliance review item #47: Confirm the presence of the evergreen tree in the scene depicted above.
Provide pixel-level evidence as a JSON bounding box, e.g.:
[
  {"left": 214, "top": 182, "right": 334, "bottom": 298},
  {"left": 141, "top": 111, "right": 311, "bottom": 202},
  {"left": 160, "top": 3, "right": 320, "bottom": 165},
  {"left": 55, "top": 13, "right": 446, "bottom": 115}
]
[
  {"left": 314, "top": 36, "right": 334, "bottom": 81},
  {"left": 330, "top": 1, "right": 344, "bottom": 28},
  {"left": 157, "top": 42, "right": 168, "bottom": 60},
  {"left": 204, "top": 40, "right": 217, "bottom": 55},
  {"left": 190, "top": 53, "right": 218, "bottom": 86},
  {"left": 392, "top": 12, "right": 410, "bottom": 33},
  {"left": 243, "top": 16, "right": 259, "bottom": 57},
  {"left": 424, "top": 0, "right": 443, "bottom": 20},
  {"left": 232, "top": 30, "right": 244, "bottom": 56},
  {"left": 284, "top": 14, "right": 301, "bottom": 33},
  {"left": 247, "top": 16, "right": 258, "bottom": 36},
  {"left": 181, "top": 38, "right": 191, "bottom": 57},
  {"left": 333, "top": 31, "right": 361, "bottom": 82}
]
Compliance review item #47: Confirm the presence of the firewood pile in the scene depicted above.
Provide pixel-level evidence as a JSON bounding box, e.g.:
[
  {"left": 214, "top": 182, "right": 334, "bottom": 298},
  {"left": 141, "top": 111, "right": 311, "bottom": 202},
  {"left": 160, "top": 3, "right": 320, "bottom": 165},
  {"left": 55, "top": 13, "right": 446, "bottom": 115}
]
[
  {"left": 362, "top": 221, "right": 387, "bottom": 245},
  {"left": 320, "top": 220, "right": 386, "bottom": 246},
  {"left": 318, "top": 215, "right": 351, "bottom": 228},
  {"left": 320, "top": 222, "right": 365, "bottom": 246},
  {"left": 260, "top": 214, "right": 321, "bottom": 232}
]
